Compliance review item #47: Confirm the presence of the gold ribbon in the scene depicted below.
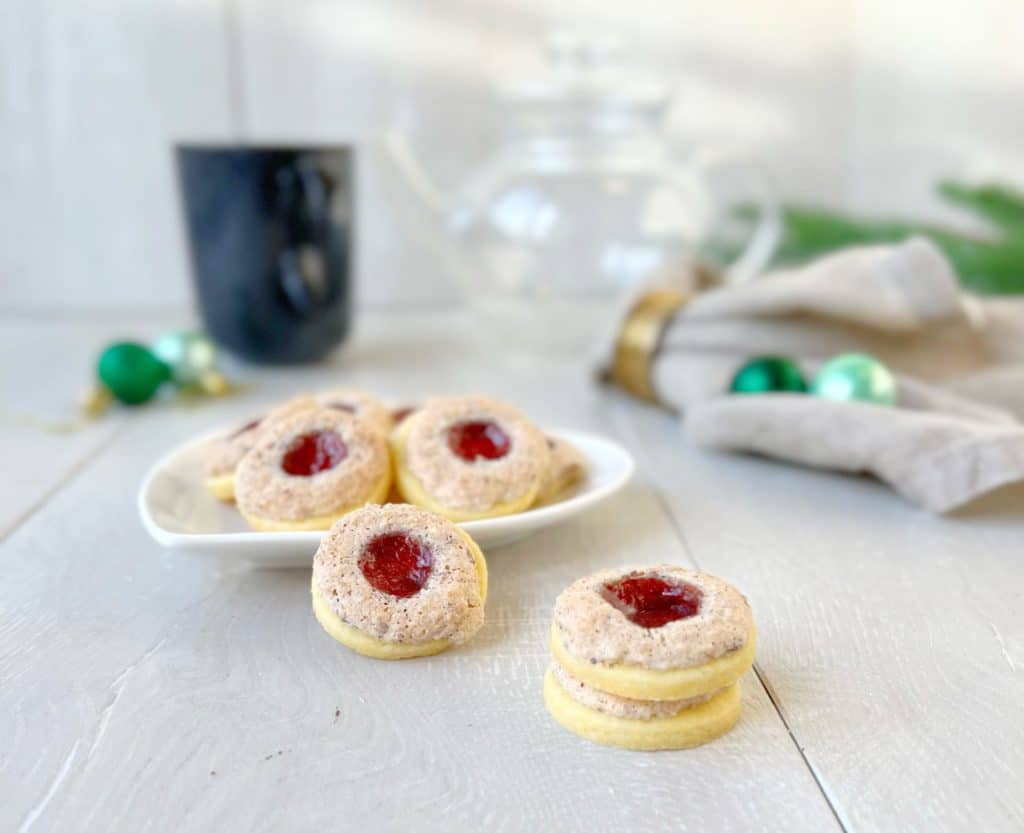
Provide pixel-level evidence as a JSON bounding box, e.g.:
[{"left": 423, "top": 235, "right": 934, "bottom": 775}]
[{"left": 606, "top": 288, "right": 690, "bottom": 405}]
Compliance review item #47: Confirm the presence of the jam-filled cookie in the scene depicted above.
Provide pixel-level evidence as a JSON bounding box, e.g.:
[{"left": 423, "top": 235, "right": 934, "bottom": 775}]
[
  {"left": 390, "top": 395, "right": 550, "bottom": 521},
  {"left": 314, "top": 388, "right": 393, "bottom": 436},
  {"left": 234, "top": 407, "right": 391, "bottom": 531},
  {"left": 312, "top": 504, "right": 487, "bottom": 659},
  {"left": 202, "top": 395, "right": 316, "bottom": 501},
  {"left": 545, "top": 565, "right": 755, "bottom": 750},
  {"left": 535, "top": 435, "right": 587, "bottom": 506}
]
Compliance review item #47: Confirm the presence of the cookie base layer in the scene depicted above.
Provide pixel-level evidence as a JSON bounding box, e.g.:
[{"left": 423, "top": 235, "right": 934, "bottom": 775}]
[
  {"left": 459, "top": 526, "right": 489, "bottom": 601},
  {"left": 550, "top": 622, "right": 756, "bottom": 701},
  {"left": 311, "top": 526, "right": 488, "bottom": 660},
  {"left": 205, "top": 473, "right": 236, "bottom": 502},
  {"left": 240, "top": 470, "right": 391, "bottom": 531},
  {"left": 390, "top": 417, "right": 538, "bottom": 522},
  {"left": 534, "top": 472, "right": 582, "bottom": 507},
  {"left": 544, "top": 669, "right": 741, "bottom": 750},
  {"left": 312, "top": 580, "right": 451, "bottom": 659}
]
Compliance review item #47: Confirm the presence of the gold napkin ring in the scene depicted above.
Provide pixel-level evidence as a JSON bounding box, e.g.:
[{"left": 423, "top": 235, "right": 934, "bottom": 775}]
[{"left": 608, "top": 288, "right": 690, "bottom": 405}]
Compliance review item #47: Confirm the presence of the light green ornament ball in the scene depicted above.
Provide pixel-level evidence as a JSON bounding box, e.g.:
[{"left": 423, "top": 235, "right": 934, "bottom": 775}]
[
  {"left": 811, "top": 352, "right": 896, "bottom": 405},
  {"left": 151, "top": 331, "right": 218, "bottom": 386}
]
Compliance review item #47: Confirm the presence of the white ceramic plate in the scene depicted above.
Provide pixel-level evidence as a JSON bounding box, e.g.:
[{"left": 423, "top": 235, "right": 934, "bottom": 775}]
[{"left": 138, "top": 427, "right": 634, "bottom": 568}]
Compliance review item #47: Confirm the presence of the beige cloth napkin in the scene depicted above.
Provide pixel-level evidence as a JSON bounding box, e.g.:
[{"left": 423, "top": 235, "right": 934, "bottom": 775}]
[{"left": 651, "top": 238, "right": 1024, "bottom": 512}]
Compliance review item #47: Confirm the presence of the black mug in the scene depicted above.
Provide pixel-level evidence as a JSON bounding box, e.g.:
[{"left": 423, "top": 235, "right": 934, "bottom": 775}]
[{"left": 176, "top": 144, "right": 353, "bottom": 364}]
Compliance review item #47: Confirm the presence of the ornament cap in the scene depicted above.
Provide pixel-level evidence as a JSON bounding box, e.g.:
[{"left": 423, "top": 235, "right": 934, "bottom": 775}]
[
  {"left": 80, "top": 384, "right": 113, "bottom": 418},
  {"left": 197, "top": 370, "right": 232, "bottom": 397}
]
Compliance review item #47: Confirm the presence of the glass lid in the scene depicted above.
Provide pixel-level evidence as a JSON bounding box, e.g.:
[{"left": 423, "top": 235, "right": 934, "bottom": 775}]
[{"left": 497, "top": 33, "right": 671, "bottom": 133}]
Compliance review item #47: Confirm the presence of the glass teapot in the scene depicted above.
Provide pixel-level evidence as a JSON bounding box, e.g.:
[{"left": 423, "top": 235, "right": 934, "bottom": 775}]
[{"left": 384, "top": 34, "right": 779, "bottom": 354}]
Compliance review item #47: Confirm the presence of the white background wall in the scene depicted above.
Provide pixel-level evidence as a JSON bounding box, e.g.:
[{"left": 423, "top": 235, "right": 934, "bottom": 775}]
[{"left": 2, "top": 0, "right": 1022, "bottom": 312}]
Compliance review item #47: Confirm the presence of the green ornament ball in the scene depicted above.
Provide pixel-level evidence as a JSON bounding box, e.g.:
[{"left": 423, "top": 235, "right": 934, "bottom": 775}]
[
  {"left": 811, "top": 352, "right": 896, "bottom": 405},
  {"left": 729, "top": 356, "right": 807, "bottom": 394},
  {"left": 151, "top": 331, "right": 218, "bottom": 385},
  {"left": 97, "top": 342, "right": 170, "bottom": 405}
]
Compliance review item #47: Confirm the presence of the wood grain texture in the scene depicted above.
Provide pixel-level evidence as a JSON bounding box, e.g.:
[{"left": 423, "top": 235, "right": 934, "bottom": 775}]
[
  {"left": 1, "top": 312, "right": 840, "bottom": 833},
  {"left": 610, "top": 398, "right": 1024, "bottom": 833},
  {"left": 0, "top": 315, "right": 133, "bottom": 537}
]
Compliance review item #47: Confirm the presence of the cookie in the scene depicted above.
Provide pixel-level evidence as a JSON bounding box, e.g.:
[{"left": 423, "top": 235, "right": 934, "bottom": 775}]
[
  {"left": 535, "top": 435, "right": 587, "bottom": 505},
  {"left": 234, "top": 407, "right": 391, "bottom": 531},
  {"left": 383, "top": 405, "right": 420, "bottom": 502},
  {"left": 201, "top": 395, "right": 316, "bottom": 501},
  {"left": 314, "top": 388, "right": 393, "bottom": 436},
  {"left": 390, "top": 395, "right": 550, "bottom": 521},
  {"left": 312, "top": 504, "right": 487, "bottom": 659},
  {"left": 544, "top": 668, "right": 741, "bottom": 751},
  {"left": 544, "top": 565, "right": 755, "bottom": 750}
]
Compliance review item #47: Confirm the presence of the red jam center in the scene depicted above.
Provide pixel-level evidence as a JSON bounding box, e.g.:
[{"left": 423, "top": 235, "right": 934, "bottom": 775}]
[
  {"left": 601, "top": 576, "right": 703, "bottom": 629},
  {"left": 230, "top": 418, "right": 262, "bottom": 439},
  {"left": 447, "top": 420, "right": 510, "bottom": 462},
  {"left": 358, "top": 533, "right": 434, "bottom": 598},
  {"left": 280, "top": 430, "right": 347, "bottom": 476}
]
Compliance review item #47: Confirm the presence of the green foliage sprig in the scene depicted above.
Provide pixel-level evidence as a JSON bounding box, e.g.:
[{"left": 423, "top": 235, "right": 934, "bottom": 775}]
[{"left": 731, "top": 181, "right": 1024, "bottom": 294}]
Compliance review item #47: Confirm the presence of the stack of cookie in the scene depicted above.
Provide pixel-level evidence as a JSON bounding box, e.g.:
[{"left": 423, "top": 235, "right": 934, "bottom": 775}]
[
  {"left": 544, "top": 565, "right": 756, "bottom": 750},
  {"left": 201, "top": 392, "right": 588, "bottom": 531}
]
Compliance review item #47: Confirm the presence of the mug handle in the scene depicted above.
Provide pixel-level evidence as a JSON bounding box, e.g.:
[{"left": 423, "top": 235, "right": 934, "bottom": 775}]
[{"left": 275, "top": 159, "right": 330, "bottom": 316}]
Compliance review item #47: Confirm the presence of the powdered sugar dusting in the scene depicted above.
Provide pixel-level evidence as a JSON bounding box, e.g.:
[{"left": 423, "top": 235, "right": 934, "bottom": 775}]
[
  {"left": 553, "top": 565, "right": 753, "bottom": 670},
  {"left": 313, "top": 504, "right": 485, "bottom": 644},
  {"left": 537, "top": 435, "right": 587, "bottom": 503},
  {"left": 401, "top": 395, "right": 549, "bottom": 512},
  {"left": 234, "top": 407, "right": 388, "bottom": 523},
  {"left": 315, "top": 387, "right": 393, "bottom": 435},
  {"left": 202, "top": 395, "right": 317, "bottom": 477}
]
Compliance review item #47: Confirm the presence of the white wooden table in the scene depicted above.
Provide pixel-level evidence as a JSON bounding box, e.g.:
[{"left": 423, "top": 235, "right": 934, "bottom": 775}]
[{"left": 3, "top": 309, "right": 1022, "bottom": 833}]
